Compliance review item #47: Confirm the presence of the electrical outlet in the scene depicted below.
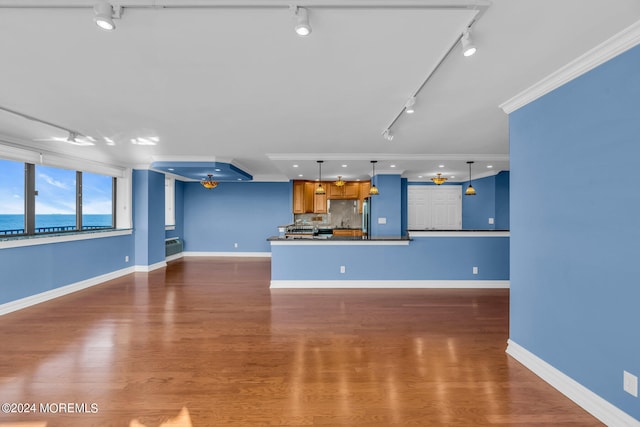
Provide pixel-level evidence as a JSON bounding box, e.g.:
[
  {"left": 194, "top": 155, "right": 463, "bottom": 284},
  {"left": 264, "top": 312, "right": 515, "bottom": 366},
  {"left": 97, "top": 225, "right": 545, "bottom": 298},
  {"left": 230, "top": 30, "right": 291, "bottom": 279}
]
[
  {"left": 234, "top": 243, "right": 238, "bottom": 248},
  {"left": 488, "top": 217, "right": 494, "bottom": 225},
  {"left": 125, "top": 255, "right": 129, "bottom": 263},
  {"left": 624, "top": 371, "right": 638, "bottom": 397},
  {"left": 340, "top": 265, "right": 346, "bottom": 274},
  {"left": 473, "top": 266, "right": 478, "bottom": 275}
]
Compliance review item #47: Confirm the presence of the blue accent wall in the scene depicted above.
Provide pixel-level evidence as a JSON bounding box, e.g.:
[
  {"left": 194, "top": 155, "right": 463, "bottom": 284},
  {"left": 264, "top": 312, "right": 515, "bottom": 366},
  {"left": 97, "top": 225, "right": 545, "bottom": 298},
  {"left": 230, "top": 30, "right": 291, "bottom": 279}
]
[
  {"left": 271, "top": 236, "right": 509, "bottom": 281},
  {"left": 0, "top": 234, "right": 134, "bottom": 305},
  {"left": 509, "top": 45, "right": 640, "bottom": 420},
  {"left": 462, "top": 175, "right": 496, "bottom": 229},
  {"left": 183, "top": 181, "right": 292, "bottom": 253},
  {"left": 133, "top": 169, "right": 166, "bottom": 266},
  {"left": 370, "top": 174, "right": 402, "bottom": 236},
  {"left": 494, "top": 171, "right": 510, "bottom": 230},
  {"left": 408, "top": 172, "right": 510, "bottom": 230}
]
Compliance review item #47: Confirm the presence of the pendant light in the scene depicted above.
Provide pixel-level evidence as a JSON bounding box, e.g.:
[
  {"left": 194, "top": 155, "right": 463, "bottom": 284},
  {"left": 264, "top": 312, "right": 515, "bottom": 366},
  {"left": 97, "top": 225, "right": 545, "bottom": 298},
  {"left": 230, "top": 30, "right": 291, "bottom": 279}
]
[
  {"left": 369, "top": 160, "right": 379, "bottom": 195},
  {"left": 335, "top": 176, "right": 345, "bottom": 187},
  {"left": 431, "top": 173, "right": 447, "bottom": 185},
  {"left": 315, "top": 160, "right": 326, "bottom": 195},
  {"left": 465, "top": 161, "right": 476, "bottom": 196},
  {"left": 201, "top": 174, "right": 219, "bottom": 189}
]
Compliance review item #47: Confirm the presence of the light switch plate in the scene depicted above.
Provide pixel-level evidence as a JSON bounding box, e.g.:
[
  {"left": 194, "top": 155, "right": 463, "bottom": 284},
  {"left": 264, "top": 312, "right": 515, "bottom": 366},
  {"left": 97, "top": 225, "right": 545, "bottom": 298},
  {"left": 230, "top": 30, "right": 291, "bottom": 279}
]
[
  {"left": 378, "top": 217, "right": 387, "bottom": 224},
  {"left": 489, "top": 217, "right": 494, "bottom": 224},
  {"left": 624, "top": 371, "right": 638, "bottom": 397}
]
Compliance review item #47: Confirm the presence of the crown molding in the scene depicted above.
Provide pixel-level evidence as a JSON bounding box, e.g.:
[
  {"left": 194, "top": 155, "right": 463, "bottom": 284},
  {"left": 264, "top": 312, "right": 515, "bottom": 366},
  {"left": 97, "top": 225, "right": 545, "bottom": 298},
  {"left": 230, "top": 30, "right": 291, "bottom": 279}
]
[{"left": 500, "top": 19, "right": 640, "bottom": 114}]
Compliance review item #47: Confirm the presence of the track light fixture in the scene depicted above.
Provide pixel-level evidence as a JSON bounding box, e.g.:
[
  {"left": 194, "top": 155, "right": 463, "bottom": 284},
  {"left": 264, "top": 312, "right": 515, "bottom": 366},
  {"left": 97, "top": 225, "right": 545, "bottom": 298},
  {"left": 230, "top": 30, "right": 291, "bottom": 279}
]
[
  {"left": 461, "top": 29, "right": 477, "bottom": 57},
  {"left": 382, "top": 129, "right": 394, "bottom": 141},
  {"left": 292, "top": 6, "right": 311, "bottom": 36},
  {"left": 94, "top": 1, "right": 123, "bottom": 31},
  {"left": 405, "top": 97, "right": 416, "bottom": 114}
]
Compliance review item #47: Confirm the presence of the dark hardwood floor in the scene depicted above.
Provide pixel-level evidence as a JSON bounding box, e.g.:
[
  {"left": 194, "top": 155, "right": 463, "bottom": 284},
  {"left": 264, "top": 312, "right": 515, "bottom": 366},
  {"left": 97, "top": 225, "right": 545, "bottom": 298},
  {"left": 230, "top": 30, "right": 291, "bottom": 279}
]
[{"left": 0, "top": 257, "right": 602, "bottom": 426}]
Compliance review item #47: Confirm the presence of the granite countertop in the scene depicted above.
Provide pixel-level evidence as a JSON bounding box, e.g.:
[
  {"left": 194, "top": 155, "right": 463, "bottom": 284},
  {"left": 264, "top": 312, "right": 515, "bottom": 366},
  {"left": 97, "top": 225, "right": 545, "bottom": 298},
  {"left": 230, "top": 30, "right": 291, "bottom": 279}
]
[{"left": 268, "top": 235, "right": 410, "bottom": 242}]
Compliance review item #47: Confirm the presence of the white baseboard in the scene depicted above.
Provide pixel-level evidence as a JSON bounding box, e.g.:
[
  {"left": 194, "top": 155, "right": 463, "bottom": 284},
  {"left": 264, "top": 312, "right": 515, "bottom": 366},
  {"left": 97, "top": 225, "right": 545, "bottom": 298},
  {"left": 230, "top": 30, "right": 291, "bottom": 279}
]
[
  {"left": 0, "top": 266, "right": 135, "bottom": 316},
  {"left": 506, "top": 339, "right": 640, "bottom": 427},
  {"left": 165, "top": 252, "right": 184, "bottom": 262},
  {"left": 185, "top": 251, "right": 271, "bottom": 258},
  {"left": 134, "top": 260, "right": 167, "bottom": 272},
  {"left": 270, "top": 280, "right": 509, "bottom": 289}
]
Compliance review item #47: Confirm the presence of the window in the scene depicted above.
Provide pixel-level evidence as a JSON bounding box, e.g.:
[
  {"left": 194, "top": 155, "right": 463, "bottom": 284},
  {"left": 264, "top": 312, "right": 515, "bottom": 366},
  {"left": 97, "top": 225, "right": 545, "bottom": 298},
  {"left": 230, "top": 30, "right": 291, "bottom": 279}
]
[
  {"left": 165, "top": 176, "right": 175, "bottom": 228},
  {"left": 35, "top": 165, "right": 77, "bottom": 232},
  {"left": 0, "top": 158, "right": 118, "bottom": 237},
  {"left": 0, "top": 159, "right": 26, "bottom": 235},
  {"left": 82, "top": 172, "right": 114, "bottom": 230}
]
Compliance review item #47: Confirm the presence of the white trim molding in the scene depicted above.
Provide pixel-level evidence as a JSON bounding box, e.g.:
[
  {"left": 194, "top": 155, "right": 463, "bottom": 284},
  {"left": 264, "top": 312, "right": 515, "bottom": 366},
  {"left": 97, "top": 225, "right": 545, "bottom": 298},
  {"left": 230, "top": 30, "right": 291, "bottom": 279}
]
[
  {"left": 409, "top": 231, "right": 509, "bottom": 238},
  {"left": 270, "top": 280, "right": 509, "bottom": 289},
  {"left": 134, "top": 261, "right": 167, "bottom": 272},
  {"left": 0, "top": 229, "right": 133, "bottom": 250},
  {"left": 500, "top": 19, "right": 640, "bottom": 114},
  {"left": 0, "top": 266, "right": 135, "bottom": 316},
  {"left": 506, "top": 339, "right": 640, "bottom": 427},
  {"left": 270, "top": 240, "right": 410, "bottom": 246},
  {"left": 184, "top": 251, "right": 272, "bottom": 258},
  {"left": 166, "top": 252, "right": 184, "bottom": 262}
]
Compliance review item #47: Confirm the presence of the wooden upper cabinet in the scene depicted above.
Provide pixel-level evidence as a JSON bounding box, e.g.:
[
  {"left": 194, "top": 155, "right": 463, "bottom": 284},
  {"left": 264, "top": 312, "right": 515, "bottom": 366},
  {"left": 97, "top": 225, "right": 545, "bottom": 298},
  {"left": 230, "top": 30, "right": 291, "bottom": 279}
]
[
  {"left": 293, "top": 180, "right": 327, "bottom": 213},
  {"left": 358, "top": 181, "right": 371, "bottom": 213},
  {"left": 328, "top": 182, "right": 360, "bottom": 199}
]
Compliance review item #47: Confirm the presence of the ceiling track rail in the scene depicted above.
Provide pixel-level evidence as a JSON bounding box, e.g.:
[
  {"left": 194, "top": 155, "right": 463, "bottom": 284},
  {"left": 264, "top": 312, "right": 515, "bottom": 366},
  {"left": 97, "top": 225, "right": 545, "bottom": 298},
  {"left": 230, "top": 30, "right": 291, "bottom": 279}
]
[{"left": 0, "top": 0, "right": 491, "bottom": 9}]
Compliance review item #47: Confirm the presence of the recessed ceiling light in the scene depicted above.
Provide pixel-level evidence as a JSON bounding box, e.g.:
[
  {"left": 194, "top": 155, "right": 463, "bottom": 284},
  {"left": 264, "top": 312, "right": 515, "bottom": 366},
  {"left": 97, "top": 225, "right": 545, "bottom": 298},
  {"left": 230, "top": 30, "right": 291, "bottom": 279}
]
[
  {"left": 390, "top": 164, "right": 396, "bottom": 168},
  {"left": 418, "top": 175, "right": 423, "bottom": 178},
  {"left": 214, "top": 168, "right": 221, "bottom": 172},
  {"left": 298, "top": 174, "right": 303, "bottom": 177},
  {"left": 487, "top": 165, "right": 493, "bottom": 168},
  {"left": 451, "top": 176, "right": 455, "bottom": 179},
  {"left": 293, "top": 164, "right": 299, "bottom": 168},
  {"left": 342, "top": 164, "right": 347, "bottom": 168},
  {"left": 439, "top": 164, "right": 445, "bottom": 168}
]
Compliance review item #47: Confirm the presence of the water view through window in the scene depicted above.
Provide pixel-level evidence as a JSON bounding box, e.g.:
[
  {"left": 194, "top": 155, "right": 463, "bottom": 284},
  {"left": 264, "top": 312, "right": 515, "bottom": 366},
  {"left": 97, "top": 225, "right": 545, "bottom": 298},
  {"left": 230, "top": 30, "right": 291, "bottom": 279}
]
[{"left": 0, "top": 160, "right": 114, "bottom": 236}]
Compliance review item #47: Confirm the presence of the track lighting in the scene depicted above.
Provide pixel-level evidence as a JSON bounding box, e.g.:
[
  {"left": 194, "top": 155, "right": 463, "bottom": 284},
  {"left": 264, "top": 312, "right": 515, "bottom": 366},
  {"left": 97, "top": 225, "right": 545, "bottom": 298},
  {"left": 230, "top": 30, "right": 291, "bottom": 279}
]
[
  {"left": 94, "top": 1, "right": 116, "bottom": 30},
  {"left": 292, "top": 6, "right": 311, "bottom": 36},
  {"left": 382, "top": 129, "right": 394, "bottom": 141},
  {"left": 461, "top": 29, "right": 477, "bottom": 57},
  {"left": 405, "top": 97, "right": 416, "bottom": 114}
]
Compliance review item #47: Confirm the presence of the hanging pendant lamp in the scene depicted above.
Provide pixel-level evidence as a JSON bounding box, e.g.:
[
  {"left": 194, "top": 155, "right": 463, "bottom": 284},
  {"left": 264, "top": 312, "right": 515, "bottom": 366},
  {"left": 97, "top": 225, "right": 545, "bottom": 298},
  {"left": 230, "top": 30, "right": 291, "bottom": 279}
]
[
  {"left": 315, "top": 161, "right": 326, "bottom": 195},
  {"left": 201, "top": 174, "right": 219, "bottom": 189},
  {"left": 335, "top": 176, "right": 345, "bottom": 187},
  {"left": 431, "top": 173, "right": 447, "bottom": 185},
  {"left": 369, "top": 160, "right": 379, "bottom": 195},
  {"left": 465, "top": 161, "right": 476, "bottom": 196}
]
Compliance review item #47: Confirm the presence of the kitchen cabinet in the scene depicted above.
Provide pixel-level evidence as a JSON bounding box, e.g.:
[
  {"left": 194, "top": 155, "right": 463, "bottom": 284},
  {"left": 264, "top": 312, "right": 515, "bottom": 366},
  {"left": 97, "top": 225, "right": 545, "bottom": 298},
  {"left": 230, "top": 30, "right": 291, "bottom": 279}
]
[
  {"left": 328, "top": 182, "right": 360, "bottom": 199},
  {"left": 333, "top": 229, "right": 363, "bottom": 237},
  {"left": 293, "top": 180, "right": 327, "bottom": 213}
]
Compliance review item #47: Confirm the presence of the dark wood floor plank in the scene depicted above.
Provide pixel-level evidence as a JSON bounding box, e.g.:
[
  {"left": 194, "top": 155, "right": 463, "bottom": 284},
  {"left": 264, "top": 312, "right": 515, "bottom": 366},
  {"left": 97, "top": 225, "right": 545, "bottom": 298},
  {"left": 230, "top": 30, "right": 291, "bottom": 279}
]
[{"left": 0, "top": 257, "right": 602, "bottom": 426}]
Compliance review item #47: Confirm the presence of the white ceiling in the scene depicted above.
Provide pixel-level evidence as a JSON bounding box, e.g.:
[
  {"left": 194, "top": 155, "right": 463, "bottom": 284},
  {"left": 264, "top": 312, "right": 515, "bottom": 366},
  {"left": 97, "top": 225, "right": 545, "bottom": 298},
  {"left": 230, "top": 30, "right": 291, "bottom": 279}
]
[{"left": 0, "top": 0, "right": 639, "bottom": 183}]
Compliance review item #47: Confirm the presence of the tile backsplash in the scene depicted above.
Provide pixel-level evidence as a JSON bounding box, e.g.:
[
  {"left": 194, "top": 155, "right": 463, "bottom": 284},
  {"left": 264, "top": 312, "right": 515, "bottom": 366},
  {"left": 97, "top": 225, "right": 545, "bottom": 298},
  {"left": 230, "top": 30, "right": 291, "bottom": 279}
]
[{"left": 293, "top": 199, "right": 361, "bottom": 228}]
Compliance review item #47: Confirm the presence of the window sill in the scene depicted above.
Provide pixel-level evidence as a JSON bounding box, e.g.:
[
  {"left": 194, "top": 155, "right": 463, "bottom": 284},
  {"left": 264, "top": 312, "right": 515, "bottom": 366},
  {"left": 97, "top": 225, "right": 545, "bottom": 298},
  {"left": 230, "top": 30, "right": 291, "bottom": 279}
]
[{"left": 0, "top": 228, "right": 133, "bottom": 250}]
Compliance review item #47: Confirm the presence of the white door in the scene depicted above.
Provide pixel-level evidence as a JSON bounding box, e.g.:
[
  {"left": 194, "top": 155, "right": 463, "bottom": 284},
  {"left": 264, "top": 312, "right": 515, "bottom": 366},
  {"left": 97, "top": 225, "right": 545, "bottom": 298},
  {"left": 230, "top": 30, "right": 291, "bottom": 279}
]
[{"left": 408, "top": 186, "right": 461, "bottom": 230}]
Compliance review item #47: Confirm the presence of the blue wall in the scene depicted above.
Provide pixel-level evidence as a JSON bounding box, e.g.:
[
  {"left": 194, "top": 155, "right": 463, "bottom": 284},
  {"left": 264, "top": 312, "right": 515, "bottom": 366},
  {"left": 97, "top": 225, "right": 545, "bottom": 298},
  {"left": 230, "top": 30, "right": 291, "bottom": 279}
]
[
  {"left": 407, "top": 172, "right": 510, "bottom": 230},
  {"left": 371, "top": 174, "right": 402, "bottom": 236},
  {"left": 0, "top": 234, "right": 133, "bottom": 305},
  {"left": 183, "top": 181, "right": 291, "bottom": 253},
  {"left": 494, "top": 171, "right": 510, "bottom": 230},
  {"left": 133, "top": 169, "right": 166, "bottom": 266},
  {"left": 509, "top": 45, "right": 640, "bottom": 420},
  {"left": 271, "top": 236, "right": 509, "bottom": 281}
]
